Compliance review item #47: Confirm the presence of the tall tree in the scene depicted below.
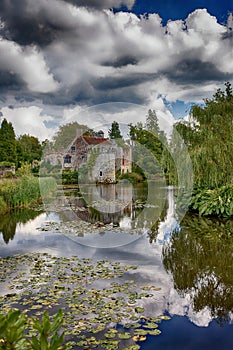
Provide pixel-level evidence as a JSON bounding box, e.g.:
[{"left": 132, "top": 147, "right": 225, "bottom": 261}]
[
  {"left": 108, "top": 121, "right": 123, "bottom": 139},
  {"left": 145, "top": 109, "right": 160, "bottom": 135},
  {"left": 128, "top": 111, "right": 168, "bottom": 178},
  {"left": 0, "top": 118, "right": 17, "bottom": 164},
  {"left": 170, "top": 82, "right": 233, "bottom": 189},
  {"left": 17, "top": 134, "right": 42, "bottom": 164}
]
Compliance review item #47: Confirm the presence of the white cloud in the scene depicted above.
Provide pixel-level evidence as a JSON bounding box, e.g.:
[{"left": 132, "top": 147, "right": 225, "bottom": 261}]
[
  {"left": 62, "top": 98, "right": 175, "bottom": 138},
  {"left": 0, "top": 106, "right": 56, "bottom": 141},
  {"left": 40, "top": 8, "right": 232, "bottom": 107},
  {"left": 0, "top": 4, "right": 232, "bottom": 135},
  {"left": 0, "top": 39, "right": 59, "bottom": 92}
]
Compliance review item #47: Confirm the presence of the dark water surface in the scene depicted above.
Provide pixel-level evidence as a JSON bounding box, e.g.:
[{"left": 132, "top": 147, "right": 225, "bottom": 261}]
[{"left": 0, "top": 183, "right": 232, "bottom": 349}]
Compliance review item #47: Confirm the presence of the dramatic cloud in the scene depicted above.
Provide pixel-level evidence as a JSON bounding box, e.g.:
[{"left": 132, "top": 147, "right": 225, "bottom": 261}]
[
  {"left": 0, "top": 106, "right": 56, "bottom": 140},
  {"left": 0, "top": 39, "right": 59, "bottom": 92},
  {"left": 64, "top": 0, "right": 135, "bottom": 9},
  {"left": 0, "top": 1, "right": 232, "bottom": 137}
]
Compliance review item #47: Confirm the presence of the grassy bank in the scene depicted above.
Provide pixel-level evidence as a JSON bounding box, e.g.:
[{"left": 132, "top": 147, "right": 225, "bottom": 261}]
[{"left": 0, "top": 176, "right": 56, "bottom": 214}]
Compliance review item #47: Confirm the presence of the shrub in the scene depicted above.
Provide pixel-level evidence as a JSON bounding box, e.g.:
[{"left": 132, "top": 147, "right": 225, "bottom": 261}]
[
  {"left": 0, "top": 309, "right": 65, "bottom": 350},
  {"left": 190, "top": 184, "right": 233, "bottom": 217},
  {"left": 118, "top": 172, "right": 145, "bottom": 183}
]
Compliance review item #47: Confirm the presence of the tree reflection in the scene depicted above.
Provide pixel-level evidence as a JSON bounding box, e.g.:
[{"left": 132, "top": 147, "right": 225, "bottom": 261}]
[
  {"left": 0, "top": 209, "right": 43, "bottom": 244},
  {"left": 162, "top": 214, "right": 233, "bottom": 324}
]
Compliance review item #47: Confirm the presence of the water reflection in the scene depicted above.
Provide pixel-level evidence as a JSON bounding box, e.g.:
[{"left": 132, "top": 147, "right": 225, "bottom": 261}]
[
  {"left": 0, "top": 209, "right": 43, "bottom": 244},
  {"left": 64, "top": 181, "right": 166, "bottom": 231},
  {"left": 0, "top": 184, "right": 233, "bottom": 331},
  {"left": 162, "top": 214, "right": 233, "bottom": 324}
]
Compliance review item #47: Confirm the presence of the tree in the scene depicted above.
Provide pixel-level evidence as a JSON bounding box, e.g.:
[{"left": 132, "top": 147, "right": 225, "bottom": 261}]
[
  {"left": 53, "top": 122, "right": 94, "bottom": 149},
  {"left": 128, "top": 110, "right": 168, "bottom": 178},
  {"left": 0, "top": 118, "right": 17, "bottom": 164},
  {"left": 108, "top": 121, "right": 123, "bottom": 139},
  {"left": 145, "top": 109, "right": 160, "bottom": 135},
  {"left": 17, "top": 134, "right": 42, "bottom": 164},
  {"left": 170, "top": 82, "right": 233, "bottom": 189}
]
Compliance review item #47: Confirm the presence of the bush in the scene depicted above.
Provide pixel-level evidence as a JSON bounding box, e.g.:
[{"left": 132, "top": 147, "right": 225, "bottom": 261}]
[
  {"left": 0, "top": 309, "right": 64, "bottom": 350},
  {"left": 190, "top": 184, "right": 233, "bottom": 217},
  {"left": 62, "top": 170, "right": 79, "bottom": 185}
]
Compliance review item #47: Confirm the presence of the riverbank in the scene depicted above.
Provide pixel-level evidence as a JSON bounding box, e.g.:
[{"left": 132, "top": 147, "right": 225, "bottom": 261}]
[{"left": 0, "top": 176, "right": 56, "bottom": 214}]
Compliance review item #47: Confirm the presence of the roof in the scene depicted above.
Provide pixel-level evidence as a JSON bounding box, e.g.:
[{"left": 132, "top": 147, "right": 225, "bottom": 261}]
[{"left": 82, "top": 136, "right": 111, "bottom": 145}]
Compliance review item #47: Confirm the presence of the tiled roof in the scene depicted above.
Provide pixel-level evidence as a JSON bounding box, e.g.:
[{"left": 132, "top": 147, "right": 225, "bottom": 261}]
[{"left": 82, "top": 136, "right": 111, "bottom": 145}]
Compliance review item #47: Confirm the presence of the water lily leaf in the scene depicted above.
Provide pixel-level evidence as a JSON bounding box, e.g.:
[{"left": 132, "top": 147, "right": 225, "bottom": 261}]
[{"left": 118, "top": 332, "right": 131, "bottom": 339}]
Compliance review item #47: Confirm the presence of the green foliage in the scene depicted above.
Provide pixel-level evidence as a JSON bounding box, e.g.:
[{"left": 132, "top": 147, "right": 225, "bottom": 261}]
[
  {"left": 61, "top": 170, "right": 79, "bottom": 185},
  {"left": 178, "top": 82, "right": 233, "bottom": 189},
  {"left": 0, "top": 196, "right": 7, "bottom": 215},
  {"left": 118, "top": 171, "right": 145, "bottom": 183},
  {"left": 168, "top": 82, "right": 233, "bottom": 216},
  {"left": 145, "top": 109, "right": 160, "bottom": 134},
  {"left": 162, "top": 214, "right": 233, "bottom": 322},
  {"left": 0, "top": 162, "right": 15, "bottom": 168},
  {"left": 108, "top": 121, "right": 122, "bottom": 139},
  {"left": 16, "top": 162, "right": 32, "bottom": 177},
  {"left": 129, "top": 110, "right": 168, "bottom": 179},
  {"left": 0, "top": 177, "right": 56, "bottom": 211},
  {"left": 53, "top": 122, "right": 93, "bottom": 150},
  {"left": 17, "top": 135, "right": 42, "bottom": 165},
  {"left": 190, "top": 184, "right": 233, "bottom": 217},
  {"left": 0, "top": 177, "right": 40, "bottom": 209},
  {"left": 0, "top": 119, "right": 17, "bottom": 165},
  {"left": 29, "top": 310, "right": 64, "bottom": 350},
  {"left": 0, "top": 309, "right": 28, "bottom": 349},
  {"left": 0, "top": 309, "right": 64, "bottom": 350}
]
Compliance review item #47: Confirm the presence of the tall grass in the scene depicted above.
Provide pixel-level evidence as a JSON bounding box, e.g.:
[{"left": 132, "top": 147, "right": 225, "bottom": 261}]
[{"left": 0, "top": 176, "right": 57, "bottom": 213}]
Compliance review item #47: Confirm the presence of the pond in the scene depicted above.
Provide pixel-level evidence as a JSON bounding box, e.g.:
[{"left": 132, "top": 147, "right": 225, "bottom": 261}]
[{"left": 0, "top": 182, "right": 233, "bottom": 349}]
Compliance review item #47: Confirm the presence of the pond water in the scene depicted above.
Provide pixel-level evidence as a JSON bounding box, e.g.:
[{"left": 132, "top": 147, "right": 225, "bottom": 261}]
[{"left": 0, "top": 182, "right": 233, "bottom": 349}]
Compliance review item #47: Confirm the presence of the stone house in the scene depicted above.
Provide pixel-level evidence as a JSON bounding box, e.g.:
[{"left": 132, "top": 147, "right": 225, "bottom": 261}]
[{"left": 62, "top": 129, "right": 132, "bottom": 183}]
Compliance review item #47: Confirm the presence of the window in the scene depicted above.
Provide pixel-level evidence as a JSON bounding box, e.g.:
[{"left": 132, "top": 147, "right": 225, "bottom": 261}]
[
  {"left": 64, "top": 155, "right": 71, "bottom": 164},
  {"left": 99, "top": 171, "right": 103, "bottom": 176},
  {"left": 71, "top": 146, "right": 75, "bottom": 152}
]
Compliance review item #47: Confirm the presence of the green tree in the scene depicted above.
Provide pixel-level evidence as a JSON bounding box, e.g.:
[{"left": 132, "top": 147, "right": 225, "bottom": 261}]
[
  {"left": 0, "top": 118, "right": 17, "bottom": 164},
  {"left": 17, "top": 134, "right": 42, "bottom": 164},
  {"left": 108, "top": 121, "right": 123, "bottom": 139},
  {"left": 53, "top": 122, "right": 94, "bottom": 149},
  {"left": 170, "top": 82, "right": 233, "bottom": 190},
  {"left": 128, "top": 111, "right": 168, "bottom": 178},
  {"left": 145, "top": 109, "right": 160, "bottom": 134},
  {"left": 167, "top": 82, "right": 233, "bottom": 216}
]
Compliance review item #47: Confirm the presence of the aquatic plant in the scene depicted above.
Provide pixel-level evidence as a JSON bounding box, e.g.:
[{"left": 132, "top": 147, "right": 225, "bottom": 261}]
[{"left": 0, "top": 253, "right": 170, "bottom": 349}]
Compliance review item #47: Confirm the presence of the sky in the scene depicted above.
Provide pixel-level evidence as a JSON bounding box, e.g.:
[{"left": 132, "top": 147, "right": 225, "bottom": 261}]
[{"left": 0, "top": 0, "right": 232, "bottom": 140}]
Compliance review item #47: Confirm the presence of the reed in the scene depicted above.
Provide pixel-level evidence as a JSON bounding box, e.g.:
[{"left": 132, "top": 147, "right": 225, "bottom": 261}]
[{"left": 0, "top": 176, "right": 56, "bottom": 212}]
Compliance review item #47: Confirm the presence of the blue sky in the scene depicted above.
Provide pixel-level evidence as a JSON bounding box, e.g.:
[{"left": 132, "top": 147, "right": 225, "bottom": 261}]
[
  {"left": 0, "top": 0, "right": 232, "bottom": 139},
  {"left": 126, "top": 0, "right": 232, "bottom": 23}
]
